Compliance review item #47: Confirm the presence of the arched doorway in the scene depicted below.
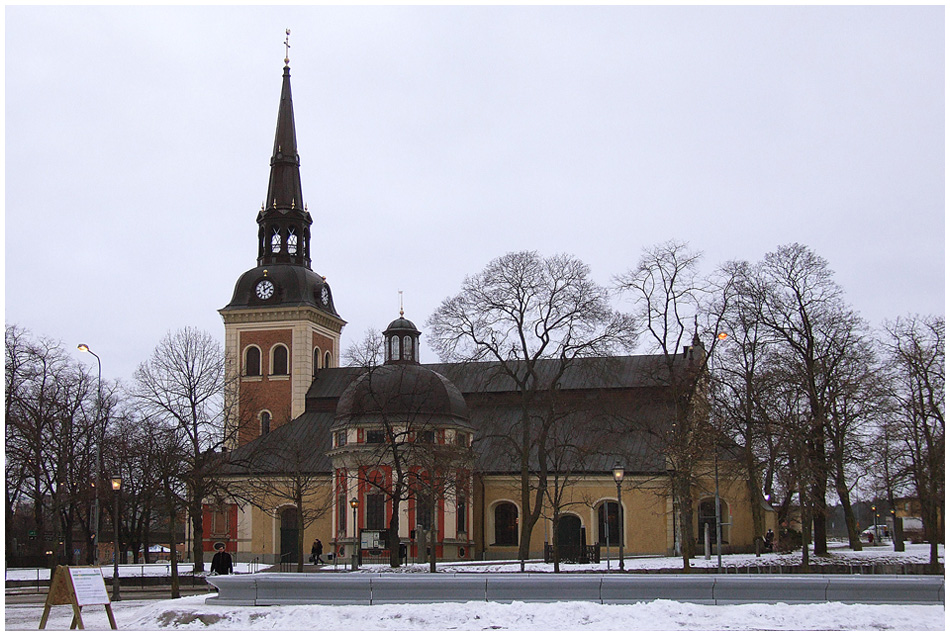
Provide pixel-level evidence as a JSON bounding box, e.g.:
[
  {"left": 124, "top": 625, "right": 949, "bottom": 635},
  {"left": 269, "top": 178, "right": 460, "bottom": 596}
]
[
  {"left": 555, "top": 515, "right": 584, "bottom": 562},
  {"left": 280, "top": 507, "right": 299, "bottom": 563}
]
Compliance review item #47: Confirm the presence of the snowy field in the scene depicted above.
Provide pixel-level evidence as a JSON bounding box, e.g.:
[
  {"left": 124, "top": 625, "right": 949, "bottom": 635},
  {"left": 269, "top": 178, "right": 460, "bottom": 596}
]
[
  {"left": 6, "top": 594, "right": 944, "bottom": 631},
  {"left": 6, "top": 543, "right": 943, "bottom": 630}
]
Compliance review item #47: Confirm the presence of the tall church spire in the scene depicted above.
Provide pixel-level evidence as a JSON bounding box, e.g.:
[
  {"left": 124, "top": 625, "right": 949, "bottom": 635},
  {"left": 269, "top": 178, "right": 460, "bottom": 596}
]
[{"left": 257, "top": 30, "right": 313, "bottom": 269}]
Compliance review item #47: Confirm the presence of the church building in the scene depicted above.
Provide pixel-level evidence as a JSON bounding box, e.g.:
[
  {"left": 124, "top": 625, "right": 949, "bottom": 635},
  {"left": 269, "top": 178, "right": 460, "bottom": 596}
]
[{"left": 204, "top": 55, "right": 772, "bottom": 566}]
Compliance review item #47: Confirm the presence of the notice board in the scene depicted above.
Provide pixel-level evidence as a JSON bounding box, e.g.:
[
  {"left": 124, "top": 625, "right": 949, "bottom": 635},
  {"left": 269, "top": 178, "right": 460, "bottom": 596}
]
[{"left": 38, "top": 566, "right": 117, "bottom": 630}]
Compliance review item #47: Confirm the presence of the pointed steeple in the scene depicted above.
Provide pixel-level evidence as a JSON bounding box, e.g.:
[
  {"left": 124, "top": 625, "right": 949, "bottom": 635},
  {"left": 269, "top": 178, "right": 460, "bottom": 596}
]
[
  {"left": 265, "top": 61, "right": 304, "bottom": 211},
  {"left": 256, "top": 31, "right": 313, "bottom": 269}
]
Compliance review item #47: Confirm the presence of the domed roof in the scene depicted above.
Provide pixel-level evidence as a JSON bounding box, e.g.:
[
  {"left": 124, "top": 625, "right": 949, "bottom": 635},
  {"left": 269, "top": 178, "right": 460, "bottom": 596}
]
[
  {"left": 335, "top": 363, "right": 469, "bottom": 426},
  {"left": 221, "top": 264, "right": 340, "bottom": 318},
  {"left": 385, "top": 315, "right": 419, "bottom": 334}
]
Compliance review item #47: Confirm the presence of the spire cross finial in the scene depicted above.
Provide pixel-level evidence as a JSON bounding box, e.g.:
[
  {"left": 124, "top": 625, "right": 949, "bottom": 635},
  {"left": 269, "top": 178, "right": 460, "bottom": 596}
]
[
  {"left": 399, "top": 291, "right": 404, "bottom": 317},
  {"left": 284, "top": 29, "right": 291, "bottom": 65}
]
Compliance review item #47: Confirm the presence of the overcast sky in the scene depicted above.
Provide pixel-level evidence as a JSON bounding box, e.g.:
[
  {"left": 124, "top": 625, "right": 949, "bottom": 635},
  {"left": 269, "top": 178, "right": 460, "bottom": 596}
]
[{"left": 5, "top": 5, "right": 944, "bottom": 384}]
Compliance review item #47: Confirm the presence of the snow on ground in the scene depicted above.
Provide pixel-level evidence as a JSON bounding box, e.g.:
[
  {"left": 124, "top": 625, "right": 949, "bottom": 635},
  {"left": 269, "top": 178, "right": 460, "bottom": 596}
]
[
  {"left": 5, "top": 541, "right": 942, "bottom": 582},
  {"left": 5, "top": 594, "right": 945, "bottom": 631},
  {"left": 5, "top": 543, "right": 944, "bottom": 630}
]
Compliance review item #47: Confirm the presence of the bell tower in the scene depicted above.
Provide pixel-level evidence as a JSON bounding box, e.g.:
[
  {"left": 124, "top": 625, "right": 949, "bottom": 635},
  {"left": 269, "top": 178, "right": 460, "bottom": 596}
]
[{"left": 220, "top": 40, "right": 346, "bottom": 447}]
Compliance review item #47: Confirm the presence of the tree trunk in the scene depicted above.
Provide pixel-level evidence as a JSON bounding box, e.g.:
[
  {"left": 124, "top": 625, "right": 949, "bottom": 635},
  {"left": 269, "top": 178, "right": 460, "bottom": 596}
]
[
  {"left": 167, "top": 497, "right": 180, "bottom": 599},
  {"left": 190, "top": 499, "right": 205, "bottom": 573},
  {"left": 388, "top": 496, "right": 402, "bottom": 568},
  {"left": 674, "top": 472, "right": 694, "bottom": 572},
  {"left": 428, "top": 496, "right": 438, "bottom": 573},
  {"left": 744, "top": 450, "right": 765, "bottom": 547},
  {"left": 800, "top": 505, "right": 811, "bottom": 573},
  {"left": 832, "top": 462, "right": 862, "bottom": 551},
  {"left": 296, "top": 493, "right": 305, "bottom": 573}
]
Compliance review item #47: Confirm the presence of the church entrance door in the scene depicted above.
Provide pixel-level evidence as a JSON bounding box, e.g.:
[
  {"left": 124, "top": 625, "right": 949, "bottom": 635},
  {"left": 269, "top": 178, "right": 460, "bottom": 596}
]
[
  {"left": 555, "top": 515, "right": 583, "bottom": 562},
  {"left": 280, "top": 507, "right": 300, "bottom": 563}
]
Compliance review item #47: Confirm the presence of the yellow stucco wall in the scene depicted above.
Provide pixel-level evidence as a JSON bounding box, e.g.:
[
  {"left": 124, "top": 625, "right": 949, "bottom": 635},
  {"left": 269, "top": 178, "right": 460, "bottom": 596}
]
[{"left": 223, "top": 464, "right": 774, "bottom": 563}]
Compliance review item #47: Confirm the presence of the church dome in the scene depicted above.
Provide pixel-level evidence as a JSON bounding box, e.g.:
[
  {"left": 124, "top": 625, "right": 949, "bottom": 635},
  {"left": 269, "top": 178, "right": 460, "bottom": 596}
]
[
  {"left": 334, "top": 363, "right": 469, "bottom": 426},
  {"left": 386, "top": 316, "right": 418, "bottom": 333}
]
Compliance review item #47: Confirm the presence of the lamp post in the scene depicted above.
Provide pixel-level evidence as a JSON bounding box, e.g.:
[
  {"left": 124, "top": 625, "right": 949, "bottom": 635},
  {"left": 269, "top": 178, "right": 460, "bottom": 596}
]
[
  {"left": 111, "top": 476, "right": 122, "bottom": 601},
  {"left": 349, "top": 497, "right": 359, "bottom": 571},
  {"left": 712, "top": 332, "right": 728, "bottom": 573},
  {"left": 77, "top": 344, "right": 102, "bottom": 566},
  {"left": 871, "top": 505, "right": 880, "bottom": 545},
  {"left": 612, "top": 464, "right": 625, "bottom": 571}
]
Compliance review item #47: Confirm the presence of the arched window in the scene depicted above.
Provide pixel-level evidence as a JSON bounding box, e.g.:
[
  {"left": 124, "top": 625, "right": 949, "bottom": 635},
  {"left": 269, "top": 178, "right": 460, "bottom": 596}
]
[
  {"left": 598, "top": 501, "right": 622, "bottom": 546},
  {"left": 245, "top": 346, "right": 261, "bottom": 376},
  {"left": 415, "top": 497, "right": 433, "bottom": 530},
  {"left": 260, "top": 411, "right": 271, "bottom": 436},
  {"left": 313, "top": 347, "right": 321, "bottom": 374},
  {"left": 287, "top": 227, "right": 298, "bottom": 255},
  {"left": 403, "top": 336, "right": 412, "bottom": 360},
  {"left": 324, "top": 351, "right": 332, "bottom": 369},
  {"left": 494, "top": 502, "right": 518, "bottom": 546},
  {"left": 272, "top": 345, "right": 289, "bottom": 376},
  {"left": 271, "top": 226, "right": 282, "bottom": 254},
  {"left": 365, "top": 482, "right": 386, "bottom": 531},
  {"left": 390, "top": 337, "right": 399, "bottom": 361},
  {"left": 456, "top": 494, "right": 467, "bottom": 534}
]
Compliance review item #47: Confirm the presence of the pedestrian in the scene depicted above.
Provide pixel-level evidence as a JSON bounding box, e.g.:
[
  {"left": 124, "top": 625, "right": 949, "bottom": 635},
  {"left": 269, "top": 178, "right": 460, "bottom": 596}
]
[
  {"left": 311, "top": 538, "right": 325, "bottom": 565},
  {"left": 210, "top": 542, "right": 234, "bottom": 575},
  {"left": 764, "top": 529, "right": 774, "bottom": 553}
]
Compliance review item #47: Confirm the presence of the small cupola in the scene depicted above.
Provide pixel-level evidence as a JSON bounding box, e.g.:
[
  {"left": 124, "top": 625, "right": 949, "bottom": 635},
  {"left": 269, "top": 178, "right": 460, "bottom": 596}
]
[{"left": 383, "top": 308, "right": 421, "bottom": 364}]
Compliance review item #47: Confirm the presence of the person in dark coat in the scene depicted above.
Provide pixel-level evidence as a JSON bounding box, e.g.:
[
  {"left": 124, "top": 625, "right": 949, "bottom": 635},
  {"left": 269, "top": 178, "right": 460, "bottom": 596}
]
[
  {"left": 210, "top": 543, "right": 234, "bottom": 575},
  {"left": 311, "top": 538, "right": 325, "bottom": 565},
  {"left": 764, "top": 529, "right": 775, "bottom": 553}
]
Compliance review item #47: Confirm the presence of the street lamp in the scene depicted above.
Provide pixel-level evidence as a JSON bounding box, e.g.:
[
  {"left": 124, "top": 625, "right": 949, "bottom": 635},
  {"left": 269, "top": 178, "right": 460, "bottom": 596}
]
[
  {"left": 78, "top": 344, "right": 102, "bottom": 566},
  {"left": 349, "top": 497, "right": 359, "bottom": 571},
  {"left": 111, "top": 475, "right": 122, "bottom": 601},
  {"left": 612, "top": 464, "right": 625, "bottom": 571},
  {"left": 871, "top": 505, "right": 880, "bottom": 545},
  {"left": 711, "top": 332, "right": 727, "bottom": 573}
]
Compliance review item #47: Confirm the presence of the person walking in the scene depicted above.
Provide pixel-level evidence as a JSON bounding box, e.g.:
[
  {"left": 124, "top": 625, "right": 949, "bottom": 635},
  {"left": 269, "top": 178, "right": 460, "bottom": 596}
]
[
  {"left": 764, "top": 529, "right": 775, "bottom": 553},
  {"left": 311, "top": 538, "right": 325, "bottom": 565},
  {"left": 210, "top": 543, "right": 234, "bottom": 575}
]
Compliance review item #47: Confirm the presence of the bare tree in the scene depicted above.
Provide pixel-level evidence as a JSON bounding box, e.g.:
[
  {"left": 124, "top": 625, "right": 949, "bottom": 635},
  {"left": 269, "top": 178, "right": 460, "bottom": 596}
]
[
  {"left": 132, "top": 327, "right": 230, "bottom": 573},
  {"left": 5, "top": 326, "right": 108, "bottom": 566},
  {"left": 428, "top": 251, "right": 635, "bottom": 563},
  {"left": 616, "top": 241, "right": 733, "bottom": 571},
  {"left": 742, "top": 243, "right": 862, "bottom": 556},
  {"left": 880, "top": 315, "right": 944, "bottom": 572}
]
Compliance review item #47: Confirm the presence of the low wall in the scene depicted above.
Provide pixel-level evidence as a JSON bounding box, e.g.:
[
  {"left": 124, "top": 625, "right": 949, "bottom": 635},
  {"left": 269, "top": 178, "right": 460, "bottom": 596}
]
[{"left": 206, "top": 573, "right": 944, "bottom": 606}]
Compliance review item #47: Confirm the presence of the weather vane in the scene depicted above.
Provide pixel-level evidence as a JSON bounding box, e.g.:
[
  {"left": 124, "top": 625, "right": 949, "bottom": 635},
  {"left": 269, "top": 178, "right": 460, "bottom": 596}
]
[
  {"left": 399, "top": 291, "right": 404, "bottom": 317},
  {"left": 284, "top": 29, "right": 291, "bottom": 65}
]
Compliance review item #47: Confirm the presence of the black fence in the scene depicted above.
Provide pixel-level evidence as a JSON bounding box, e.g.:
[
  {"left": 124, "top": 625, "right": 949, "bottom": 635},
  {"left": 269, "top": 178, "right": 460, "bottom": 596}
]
[{"left": 543, "top": 543, "right": 601, "bottom": 564}]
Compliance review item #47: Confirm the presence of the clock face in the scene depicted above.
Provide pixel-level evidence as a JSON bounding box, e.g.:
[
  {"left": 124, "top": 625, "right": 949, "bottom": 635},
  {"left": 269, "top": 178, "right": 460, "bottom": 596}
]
[
  {"left": 321, "top": 286, "right": 330, "bottom": 306},
  {"left": 255, "top": 279, "right": 275, "bottom": 300}
]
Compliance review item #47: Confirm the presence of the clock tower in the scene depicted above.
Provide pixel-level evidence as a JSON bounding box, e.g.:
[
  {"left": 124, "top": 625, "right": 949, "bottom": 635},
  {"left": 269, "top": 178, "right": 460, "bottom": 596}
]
[{"left": 220, "top": 53, "right": 345, "bottom": 447}]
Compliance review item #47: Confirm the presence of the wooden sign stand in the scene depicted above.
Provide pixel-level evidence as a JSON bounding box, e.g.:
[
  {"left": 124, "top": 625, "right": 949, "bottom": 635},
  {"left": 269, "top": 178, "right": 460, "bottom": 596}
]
[{"left": 39, "top": 565, "right": 117, "bottom": 630}]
